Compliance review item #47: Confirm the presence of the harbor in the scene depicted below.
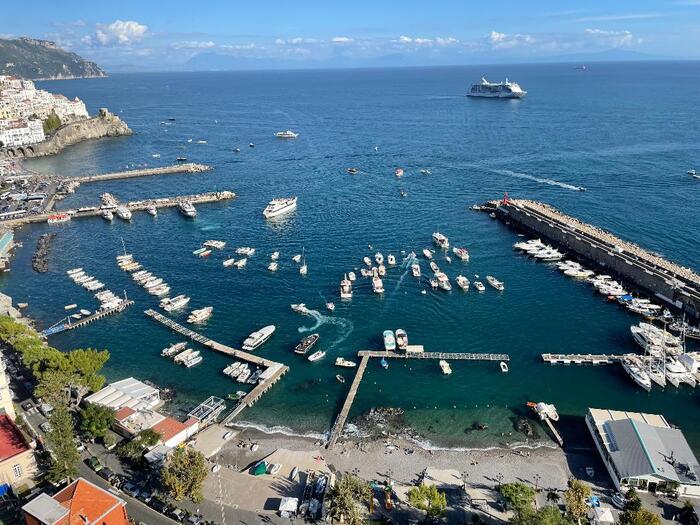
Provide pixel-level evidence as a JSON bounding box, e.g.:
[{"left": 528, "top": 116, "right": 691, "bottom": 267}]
[
  {"left": 490, "top": 198, "right": 700, "bottom": 319},
  {"left": 63, "top": 163, "right": 211, "bottom": 184},
  {"left": 41, "top": 299, "right": 134, "bottom": 336}
]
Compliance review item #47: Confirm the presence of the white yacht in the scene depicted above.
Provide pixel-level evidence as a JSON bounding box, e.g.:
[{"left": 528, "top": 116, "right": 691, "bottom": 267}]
[
  {"left": 422, "top": 248, "right": 433, "bottom": 260},
  {"left": 363, "top": 256, "right": 372, "bottom": 266},
  {"left": 242, "top": 325, "right": 276, "bottom": 351},
  {"left": 340, "top": 274, "right": 353, "bottom": 299},
  {"left": 162, "top": 295, "right": 191, "bottom": 312},
  {"left": 372, "top": 275, "right": 384, "bottom": 294},
  {"left": 308, "top": 350, "right": 326, "bottom": 362},
  {"left": 377, "top": 264, "right": 386, "bottom": 277},
  {"left": 268, "top": 261, "right": 278, "bottom": 272},
  {"left": 486, "top": 275, "right": 504, "bottom": 291},
  {"left": 467, "top": 77, "right": 527, "bottom": 98},
  {"left": 102, "top": 210, "right": 114, "bottom": 221},
  {"left": 116, "top": 206, "right": 132, "bottom": 220},
  {"left": 383, "top": 330, "right": 396, "bottom": 351},
  {"left": 452, "top": 247, "right": 469, "bottom": 261},
  {"left": 374, "top": 252, "right": 384, "bottom": 265},
  {"left": 263, "top": 197, "right": 297, "bottom": 219},
  {"left": 474, "top": 281, "right": 486, "bottom": 292},
  {"left": 335, "top": 357, "right": 357, "bottom": 368},
  {"left": 270, "top": 251, "right": 280, "bottom": 260},
  {"left": 411, "top": 263, "right": 421, "bottom": 278},
  {"left": 439, "top": 360, "right": 452, "bottom": 375},
  {"left": 665, "top": 357, "right": 697, "bottom": 387},
  {"left": 235, "top": 247, "right": 256, "bottom": 256},
  {"left": 187, "top": 306, "right": 213, "bottom": 324},
  {"left": 622, "top": 357, "right": 653, "bottom": 391},
  {"left": 432, "top": 232, "right": 449, "bottom": 249},
  {"left": 456, "top": 275, "right": 469, "bottom": 291},
  {"left": 178, "top": 201, "right": 197, "bottom": 218},
  {"left": 234, "top": 258, "right": 247, "bottom": 269},
  {"left": 275, "top": 130, "right": 299, "bottom": 139},
  {"left": 146, "top": 206, "right": 157, "bottom": 217},
  {"left": 387, "top": 254, "right": 396, "bottom": 266}
]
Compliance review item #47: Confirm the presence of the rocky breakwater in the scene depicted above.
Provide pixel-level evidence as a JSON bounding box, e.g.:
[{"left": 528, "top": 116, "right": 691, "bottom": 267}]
[
  {"left": 1, "top": 108, "right": 132, "bottom": 159},
  {"left": 31, "top": 233, "right": 55, "bottom": 273}
]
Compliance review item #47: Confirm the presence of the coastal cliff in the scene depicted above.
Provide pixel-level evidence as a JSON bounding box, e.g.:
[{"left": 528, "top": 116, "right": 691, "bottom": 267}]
[{"left": 0, "top": 109, "right": 132, "bottom": 159}]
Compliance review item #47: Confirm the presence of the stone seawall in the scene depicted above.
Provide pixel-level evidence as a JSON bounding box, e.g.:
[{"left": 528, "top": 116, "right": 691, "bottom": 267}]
[
  {"left": 497, "top": 200, "right": 700, "bottom": 319},
  {"left": 0, "top": 108, "right": 132, "bottom": 160}
]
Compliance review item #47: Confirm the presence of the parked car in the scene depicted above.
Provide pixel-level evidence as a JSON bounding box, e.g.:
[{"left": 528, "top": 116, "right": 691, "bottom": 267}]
[
  {"left": 170, "top": 508, "right": 185, "bottom": 522},
  {"left": 611, "top": 492, "right": 626, "bottom": 509},
  {"left": 186, "top": 515, "right": 202, "bottom": 525},
  {"left": 20, "top": 401, "right": 33, "bottom": 411},
  {"left": 137, "top": 490, "right": 153, "bottom": 504},
  {"left": 122, "top": 482, "right": 140, "bottom": 498},
  {"left": 39, "top": 422, "right": 51, "bottom": 433},
  {"left": 86, "top": 456, "right": 102, "bottom": 472},
  {"left": 98, "top": 467, "right": 115, "bottom": 483},
  {"left": 148, "top": 497, "right": 169, "bottom": 514}
]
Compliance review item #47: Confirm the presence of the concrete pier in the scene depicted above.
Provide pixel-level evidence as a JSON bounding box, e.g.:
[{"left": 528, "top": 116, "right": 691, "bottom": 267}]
[
  {"left": 42, "top": 300, "right": 134, "bottom": 337},
  {"left": 65, "top": 163, "right": 211, "bottom": 184},
  {"left": 492, "top": 198, "right": 700, "bottom": 319}
]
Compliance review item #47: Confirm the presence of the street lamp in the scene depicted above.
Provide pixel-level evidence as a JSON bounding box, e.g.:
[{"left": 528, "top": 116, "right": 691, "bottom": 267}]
[
  {"left": 496, "top": 472, "right": 504, "bottom": 490},
  {"left": 534, "top": 474, "right": 541, "bottom": 492}
]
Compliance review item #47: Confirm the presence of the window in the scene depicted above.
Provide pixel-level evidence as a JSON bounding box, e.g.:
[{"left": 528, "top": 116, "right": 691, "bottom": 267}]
[{"left": 12, "top": 464, "right": 22, "bottom": 478}]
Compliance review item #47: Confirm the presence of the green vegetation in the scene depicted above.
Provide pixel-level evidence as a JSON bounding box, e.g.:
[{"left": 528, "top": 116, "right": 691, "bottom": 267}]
[
  {"left": 501, "top": 482, "right": 536, "bottom": 513},
  {"left": 326, "top": 474, "right": 372, "bottom": 525},
  {"left": 161, "top": 447, "right": 208, "bottom": 503},
  {"left": 500, "top": 482, "right": 573, "bottom": 525},
  {"left": 118, "top": 428, "right": 160, "bottom": 461},
  {"left": 407, "top": 484, "right": 447, "bottom": 520},
  {"left": 42, "top": 112, "right": 61, "bottom": 134},
  {"left": 563, "top": 479, "right": 591, "bottom": 524},
  {"left": 46, "top": 406, "right": 79, "bottom": 482},
  {"left": 80, "top": 404, "right": 115, "bottom": 440},
  {"left": 619, "top": 508, "right": 662, "bottom": 525},
  {"left": 0, "top": 37, "right": 106, "bottom": 80}
]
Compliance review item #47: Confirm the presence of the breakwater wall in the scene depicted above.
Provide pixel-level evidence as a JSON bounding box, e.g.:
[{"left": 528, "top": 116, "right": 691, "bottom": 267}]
[
  {"left": 66, "top": 163, "right": 211, "bottom": 184},
  {"left": 494, "top": 199, "right": 700, "bottom": 319}
]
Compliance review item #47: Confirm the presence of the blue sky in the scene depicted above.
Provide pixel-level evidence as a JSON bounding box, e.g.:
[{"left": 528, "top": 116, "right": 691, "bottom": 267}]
[{"left": 2, "top": 1, "right": 699, "bottom": 70}]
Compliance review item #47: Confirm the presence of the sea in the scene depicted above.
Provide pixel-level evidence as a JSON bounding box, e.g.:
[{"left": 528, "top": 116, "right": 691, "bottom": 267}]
[{"left": 3, "top": 62, "right": 700, "bottom": 452}]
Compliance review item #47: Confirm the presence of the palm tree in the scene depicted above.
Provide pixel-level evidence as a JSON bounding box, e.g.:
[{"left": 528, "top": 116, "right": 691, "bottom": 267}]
[{"left": 326, "top": 474, "right": 372, "bottom": 525}]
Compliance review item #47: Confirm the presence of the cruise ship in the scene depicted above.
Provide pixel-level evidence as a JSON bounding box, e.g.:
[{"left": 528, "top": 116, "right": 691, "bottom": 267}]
[
  {"left": 467, "top": 77, "right": 527, "bottom": 99},
  {"left": 263, "top": 197, "right": 297, "bottom": 219}
]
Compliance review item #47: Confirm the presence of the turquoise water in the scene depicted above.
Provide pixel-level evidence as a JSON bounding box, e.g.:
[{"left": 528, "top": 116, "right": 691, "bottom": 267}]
[{"left": 4, "top": 63, "right": 699, "bottom": 450}]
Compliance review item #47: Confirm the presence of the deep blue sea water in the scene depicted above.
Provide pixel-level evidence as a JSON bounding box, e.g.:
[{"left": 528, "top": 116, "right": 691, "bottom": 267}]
[{"left": 3, "top": 62, "right": 699, "bottom": 450}]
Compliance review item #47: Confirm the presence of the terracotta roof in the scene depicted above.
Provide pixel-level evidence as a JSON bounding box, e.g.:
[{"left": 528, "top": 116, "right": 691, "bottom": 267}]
[
  {"left": 114, "top": 406, "right": 135, "bottom": 421},
  {"left": 52, "top": 478, "right": 127, "bottom": 525},
  {"left": 0, "top": 414, "right": 30, "bottom": 463},
  {"left": 151, "top": 417, "right": 187, "bottom": 442}
]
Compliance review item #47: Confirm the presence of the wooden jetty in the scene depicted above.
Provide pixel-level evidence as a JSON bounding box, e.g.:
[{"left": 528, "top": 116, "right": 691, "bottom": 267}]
[
  {"left": 42, "top": 300, "right": 134, "bottom": 337},
  {"left": 327, "top": 348, "right": 511, "bottom": 448},
  {"left": 541, "top": 353, "right": 634, "bottom": 365},
  {"left": 65, "top": 163, "right": 211, "bottom": 184},
  {"left": 143, "top": 309, "right": 289, "bottom": 423}
]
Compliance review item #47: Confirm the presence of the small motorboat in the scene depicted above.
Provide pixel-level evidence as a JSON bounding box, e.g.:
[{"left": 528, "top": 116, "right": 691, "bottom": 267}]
[
  {"left": 270, "top": 251, "right": 280, "bottom": 260},
  {"left": 233, "top": 147, "right": 241, "bottom": 153},
  {"left": 249, "top": 143, "right": 256, "bottom": 148},
  {"left": 474, "top": 281, "right": 486, "bottom": 292},
  {"left": 363, "top": 256, "right": 372, "bottom": 266},
  {"left": 380, "top": 357, "right": 389, "bottom": 369},
  {"left": 688, "top": 169, "right": 697, "bottom": 176},
  {"left": 422, "top": 248, "right": 433, "bottom": 260},
  {"left": 347, "top": 168, "right": 359, "bottom": 174},
  {"left": 500, "top": 361, "right": 509, "bottom": 373},
  {"left": 308, "top": 350, "right": 326, "bottom": 362},
  {"left": 268, "top": 262, "right": 278, "bottom": 272},
  {"left": 486, "top": 275, "right": 505, "bottom": 291},
  {"left": 326, "top": 302, "right": 335, "bottom": 312},
  {"left": 290, "top": 466, "right": 299, "bottom": 480},
  {"left": 336, "top": 375, "right": 345, "bottom": 384},
  {"left": 420, "top": 169, "right": 431, "bottom": 175},
  {"left": 348, "top": 271, "right": 356, "bottom": 281}
]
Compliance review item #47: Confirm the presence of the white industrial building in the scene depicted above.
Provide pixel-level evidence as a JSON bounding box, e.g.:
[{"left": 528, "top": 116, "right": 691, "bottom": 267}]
[
  {"left": 587, "top": 408, "right": 700, "bottom": 498},
  {"left": 84, "top": 377, "right": 161, "bottom": 412}
]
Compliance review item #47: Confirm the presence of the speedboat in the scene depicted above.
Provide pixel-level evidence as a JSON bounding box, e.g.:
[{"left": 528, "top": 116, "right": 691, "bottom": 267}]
[
  {"left": 347, "top": 167, "right": 359, "bottom": 174},
  {"left": 420, "top": 169, "right": 431, "bottom": 175},
  {"left": 363, "top": 256, "right": 372, "bottom": 266},
  {"left": 474, "top": 281, "right": 485, "bottom": 292},
  {"left": 308, "top": 350, "right": 326, "bottom": 362},
  {"left": 336, "top": 375, "right": 345, "bottom": 384},
  {"left": 178, "top": 201, "right": 197, "bottom": 218},
  {"left": 387, "top": 254, "right": 396, "bottom": 266},
  {"left": 372, "top": 276, "right": 384, "bottom": 294},
  {"left": 187, "top": 306, "right": 213, "bottom": 324},
  {"left": 340, "top": 274, "right": 353, "bottom": 299},
  {"left": 291, "top": 303, "right": 310, "bottom": 314},
  {"left": 486, "top": 275, "right": 504, "bottom": 291},
  {"left": 294, "top": 334, "right": 319, "bottom": 355},
  {"left": 381, "top": 357, "right": 389, "bottom": 369},
  {"left": 326, "top": 302, "right": 335, "bottom": 312},
  {"left": 383, "top": 330, "right": 396, "bottom": 351},
  {"left": 532, "top": 402, "right": 559, "bottom": 422},
  {"left": 435, "top": 272, "right": 452, "bottom": 291},
  {"left": 411, "top": 263, "right": 421, "bottom": 278},
  {"left": 348, "top": 271, "right": 356, "bottom": 281},
  {"left": 102, "top": 210, "right": 114, "bottom": 221},
  {"left": 162, "top": 342, "right": 187, "bottom": 357},
  {"left": 146, "top": 206, "right": 157, "bottom": 217},
  {"left": 263, "top": 197, "right": 297, "bottom": 219},
  {"left": 429, "top": 261, "right": 439, "bottom": 273},
  {"left": 242, "top": 325, "right": 276, "bottom": 351},
  {"left": 456, "top": 275, "right": 469, "bottom": 291},
  {"left": 377, "top": 264, "right": 386, "bottom": 277},
  {"left": 439, "top": 360, "right": 452, "bottom": 375},
  {"left": 395, "top": 168, "right": 404, "bottom": 177},
  {"left": 268, "top": 262, "right": 278, "bottom": 272},
  {"left": 500, "top": 361, "right": 509, "bottom": 373},
  {"left": 375, "top": 252, "right": 384, "bottom": 265},
  {"left": 275, "top": 130, "right": 299, "bottom": 139},
  {"left": 223, "top": 258, "right": 236, "bottom": 267},
  {"left": 234, "top": 258, "right": 247, "bottom": 268},
  {"left": 236, "top": 247, "right": 255, "bottom": 256},
  {"left": 163, "top": 295, "right": 191, "bottom": 312},
  {"left": 452, "top": 247, "right": 469, "bottom": 261},
  {"left": 335, "top": 358, "right": 357, "bottom": 368},
  {"left": 422, "top": 248, "right": 433, "bottom": 259},
  {"left": 432, "top": 232, "right": 449, "bottom": 249},
  {"left": 116, "top": 206, "right": 132, "bottom": 221},
  {"left": 270, "top": 251, "right": 280, "bottom": 260},
  {"left": 395, "top": 329, "right": 408, "bottom": 350}
]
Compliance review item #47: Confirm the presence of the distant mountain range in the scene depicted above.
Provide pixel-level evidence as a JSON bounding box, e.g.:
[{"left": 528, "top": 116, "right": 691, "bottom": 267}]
[{"left": 0, "top": 37, "right": 106, "bottom": 80}]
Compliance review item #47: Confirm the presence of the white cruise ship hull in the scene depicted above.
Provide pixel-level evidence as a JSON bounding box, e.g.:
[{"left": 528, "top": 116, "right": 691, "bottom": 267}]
[{"left": 467, "top": 92, "right": 525, "bottom": 99}]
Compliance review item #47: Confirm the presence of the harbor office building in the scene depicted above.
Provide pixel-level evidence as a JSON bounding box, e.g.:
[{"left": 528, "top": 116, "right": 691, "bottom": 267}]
[{"left": 586, "top": 408, "right": 700, "bottom": 498}]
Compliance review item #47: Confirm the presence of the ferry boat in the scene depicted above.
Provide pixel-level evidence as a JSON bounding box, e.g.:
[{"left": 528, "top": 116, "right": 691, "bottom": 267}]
[
  {"left": 439, "top": 360, "right": 452, "bottom": 375},
  {"left": 467, "top": 77, "right": 527, "bottom": 99},
  {"left": 308, "top": 350, "right": 326, "bottom": 362},
  {"left": 178, "top": 201, "right": 197, "bottom": 218},
  {"left": 432, "top": 232, "right": 449, "bottom": 249},
  {"left": 340, "top": 274, "right": 352, "bottom": 299},
  {"left": 47, "top": 213, "right": 70, "bottom": 224},
  {"left": 242, "top": 325, "right": 276, "bottom": 351},
  {"left": 335, "top": 357, "right": 357, "bottom": 368},
  {"left": 263, "top": 197, "right": 297, "bottom": 219},
  {"left": 275, "top": 130, "right": 299, "bottom": 139},
  {"left": 116, "top": 206, "right": 132, "bottom": 221},
  {"left": 294, "top": 333, "right": 319, "bottom": 355},
  {"left": 383, "top": 330, "right": 396, "bottom": 351},
  {"left": 453, "top": 247, "right": 470, "bottom": 261},
  {"left": 395, "top": 329, "right": 408, "bottom": 350}
]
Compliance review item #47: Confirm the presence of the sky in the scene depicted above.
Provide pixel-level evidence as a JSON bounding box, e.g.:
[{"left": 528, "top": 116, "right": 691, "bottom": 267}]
[{"left": 2, "top": 1, "right": 699, "bottom": 71}]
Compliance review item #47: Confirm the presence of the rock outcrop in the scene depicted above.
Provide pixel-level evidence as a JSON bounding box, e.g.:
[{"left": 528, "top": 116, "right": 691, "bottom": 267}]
[{"left": 0, "top": 108, "right": 132, "bottom": 159}]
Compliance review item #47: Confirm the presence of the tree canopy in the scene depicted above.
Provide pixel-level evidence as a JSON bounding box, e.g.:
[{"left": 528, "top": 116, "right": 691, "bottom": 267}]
[
  {"left": 500, "top": 482, "right": 536, "bottom": 513},
  {"left": 118, "top": 428, "right": 161, "bottom": 460},
  {"left": 564, "top": 478, "right": 591, "bottom": 523},
  {"left": 161, "top": 447, "right": 208, "bottom": 503},
  {"left": 80, "top": 404, "right": 115, "bottom": 439},
  {"left": 326, "top": 474, "right": 371, "bottom": 525},
  {"left": 619, "top": 508, "right": 662, "bottom": 525},
  {"left": 407, "top": 484, "right": 447, "bottom": 519},
  {"left": 43, "top": 111, "right": 62, "bottom": 134},
  {"left": 46, "top": 406, "right": 79, "bottom": 482}
]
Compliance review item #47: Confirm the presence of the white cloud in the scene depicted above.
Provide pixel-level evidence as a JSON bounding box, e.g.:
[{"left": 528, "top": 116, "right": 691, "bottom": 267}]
[
  {"left": 171, "top": 40, "right": 216, "bottom": 50},
  {"left": 435, "top": 37, "right": 459, "bottom": 47},
  {"left": 573, "top": 12, "right": 662, "bottom": 23},
  {"left": 275, "top": 37, "right": 318, "bottom": 45},
  {"left": 83, "top": 19, "right": 148, "bottom": 47},
  {"left": 221, "top": 43, "right": 257, "bottom": 50},
  {"left": 584, "top": 28, "right": 638, "bottom": 47},
  {"left": 331, "top": 36, "right": 354, "bottom": 43},
  {"left": 486, "top": 30, "right": 535, "bottom": 49}
]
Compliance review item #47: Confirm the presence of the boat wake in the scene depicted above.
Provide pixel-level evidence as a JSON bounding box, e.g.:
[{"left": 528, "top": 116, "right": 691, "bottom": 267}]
[
  {"left": 491, "top": 168, "right": 585, "bottom": 192},
  {"left": 298, "top": 308, "right": 354, "bottom": 351},
  {"left": 390, "top": 255, "right": 414, "bottom": 296}
]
